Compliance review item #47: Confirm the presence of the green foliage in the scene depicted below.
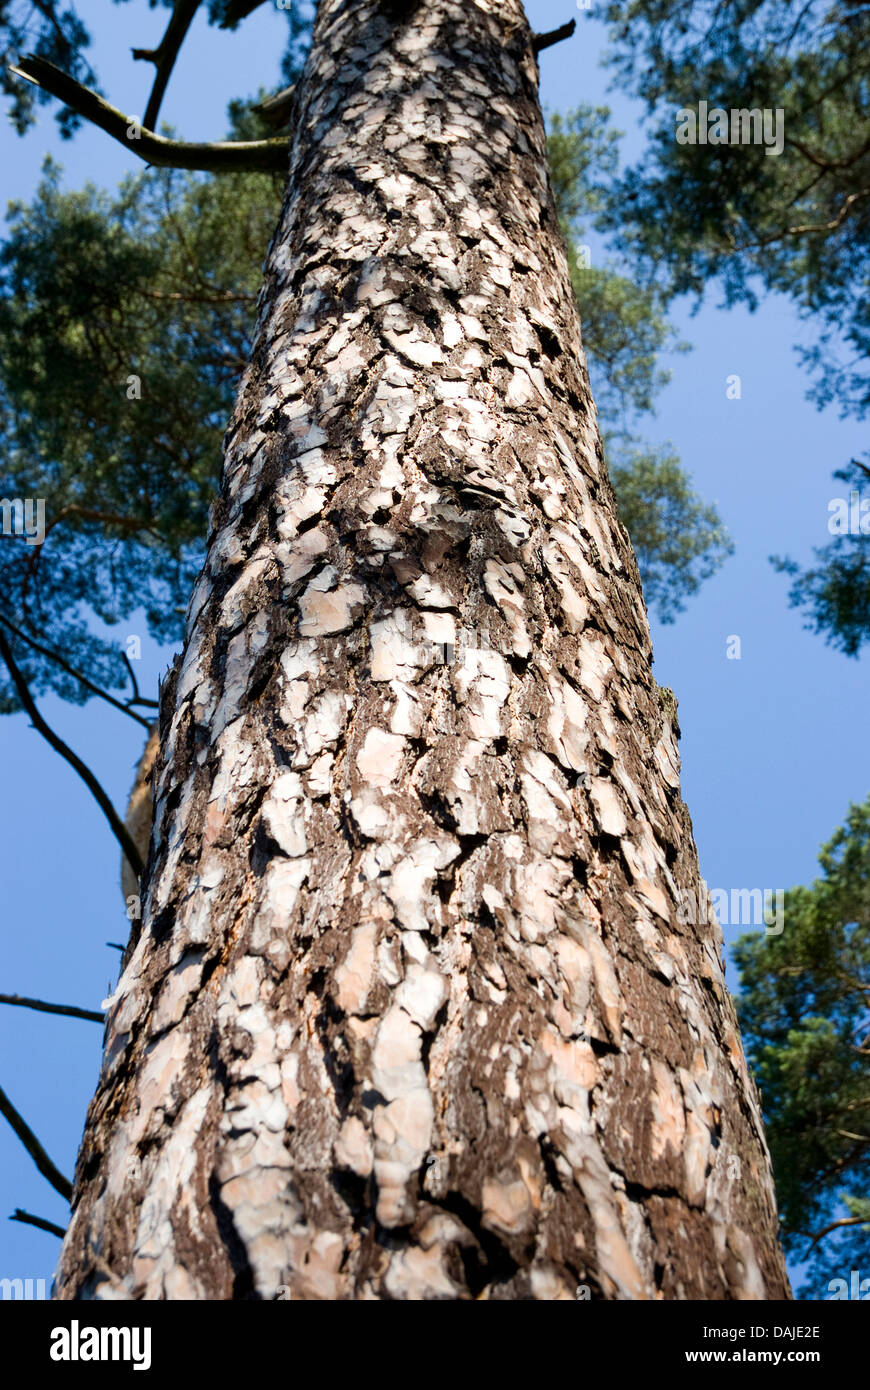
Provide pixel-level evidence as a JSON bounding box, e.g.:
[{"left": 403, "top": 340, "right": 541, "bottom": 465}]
[
  {"left": 0, "top": 150, "right": 282, "bottom": 708},
  {"left": 600, "top": 0, "right": 870, "bottom": 652},
  {"left": 547, "top": 106, "right": 620, "bottom": 235},
  {"left": 733, "top": 796, "right": 870, "bottom": 1296},
  {"left": 549, "top": 107, "right": 682, "bottom": 427},
  {"left": 0, "top": 0, "right": 96, "bottom": 135},
  {"left": 549, "top": 106, "right": 731, "bottom": 622},
  {"left": 0, "top": 0, "right": 312, "bottom": 715},
  {"left": 602, "top": 0, "right": 869, "bottom": 329},
  {"left": 771, "top": 458, "right": 870, "bottom": 658},
  {"left": 609, "top": 444, "right": 734, "bottom": 623},
  {"left": 571, "top": 266, "right": 679, "bottom": 426}
]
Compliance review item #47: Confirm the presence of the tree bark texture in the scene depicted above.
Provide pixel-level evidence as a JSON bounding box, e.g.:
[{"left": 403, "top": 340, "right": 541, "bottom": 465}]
[{"left": 55, "top": 0, "right": 791, "bottom": 1300}]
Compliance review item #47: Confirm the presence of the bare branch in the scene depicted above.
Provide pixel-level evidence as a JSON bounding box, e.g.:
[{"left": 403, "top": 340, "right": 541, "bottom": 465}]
[
  {"left": 0, "top": 612, "right": 154, "bottom": 728},
  {"left": 8, "top": 56, "right": 288, "bottom": 172},
  {"left": 801, "top": 1214, "right": 870, "bottom": 1254},
  {"left": 122, "top": 650, "right": 144, "bottom": 708},
  {"left": 132, "top": 0, "right": 202, "bottom": 132},
  {"left": 532, "top": 20, "right": 576, "bottom": 54},
  {"left": 0, "top": 1083, "right": 72, "bottom": 1201},
  {"left": 11, "top": 1208, "right": 66, "bottom": 1239},
  {"left": 0, "top": 993, "right": 103, "bottom": 1024},
  {"left": 0, "top": 628, "right": 144, "bottom": 880},
  {"left": 785, "top": 133, "right": 870, "bottom": 172}
]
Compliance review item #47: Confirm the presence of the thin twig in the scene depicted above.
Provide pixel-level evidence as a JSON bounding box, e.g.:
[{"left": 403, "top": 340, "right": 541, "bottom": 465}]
[
  {"left": 0, "top": 1084, "right": 72, "bottom": 1201},
  {"left": 747, "top": 186, "right": 870, "bottom": 251},
  {"left": 121, "top": 651, "right": 159, "bottom": 709},
  {"left": 122, "top": 650, "right": 141, "bottom": 706},
  {"left": 0, "top": 628, "right": 144, "bottom": 879},
  {"left": 0, "top": 993, "right": 103, "bottom": 1024},
  {"left": 801, "top": 1214, "right": 869, "bottom": 1253},
  {"left": 11, "top": 1208, "right": 66, "bottom": 1239},
  {"left": 39, "top": 503, "right": 160, "bottom": 539},
  {"left": 0, "top": 613, "right": 154, "bottom": 728},
  {"left": 8, "top": 56, "right": 288, "bottom": 171},
  {"left": 785, "top": 133, "right": 870, "bottom": 172}
]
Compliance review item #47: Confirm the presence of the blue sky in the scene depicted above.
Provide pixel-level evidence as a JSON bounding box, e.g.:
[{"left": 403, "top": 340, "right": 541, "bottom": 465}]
[{"left": 0, "top": 0, "right": 866, "bottom": 1295}]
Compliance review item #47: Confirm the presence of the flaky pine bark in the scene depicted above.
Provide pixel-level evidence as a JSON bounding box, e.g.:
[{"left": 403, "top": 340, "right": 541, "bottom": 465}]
[
  {"left": 56, "top": 0, "right": 790, "bottom": 1300},
  {"left": 121, "top": 725, "right": 160, "bottom": 905}
]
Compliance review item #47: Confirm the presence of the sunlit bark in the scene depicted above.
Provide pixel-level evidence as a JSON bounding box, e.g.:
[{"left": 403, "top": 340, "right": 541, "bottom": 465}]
[{"left": 56, "top": 0, "right": 790, "bottom": 1301}]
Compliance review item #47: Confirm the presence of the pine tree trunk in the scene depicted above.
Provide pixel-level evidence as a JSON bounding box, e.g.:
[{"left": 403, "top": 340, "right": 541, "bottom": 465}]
[{"left": 55, "top": 0, "right": 791, "bottom": 1300}]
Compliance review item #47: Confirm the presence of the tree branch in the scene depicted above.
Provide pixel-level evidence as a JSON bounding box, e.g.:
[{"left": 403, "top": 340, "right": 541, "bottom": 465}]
[
  {"left": 122, "top": 650, "right": 141, "bottom": 703},
  {"left": 0, "top": 1083, "right": 72, "bottom": 1201},
  {"left": 801, "top": 1214, "right": 869, "bottom": 1253},
  {"left": 39, "top": 503, "right": 162, "bottom": 541},
  {"left": 121, "top": 651, "right": 160, "bottom": 710},
  {"left": 0, "top": 628, "right": 144, "bottom": 880},
  {"left": 785, "top": 133, "right": 870, "bottom": 172},
  {"left": 132, "top": 0, "right": 202, "bottom": 132},
  {"left": 0, "top": 612, "right": 154, "bottom": 728},
  {"left": 532, "top": 20, "right": 576, "bottom": 54},
  {"left": 139, "top": 287, "right": 256, "bottom": 304},
  {"left": 11, "top": 1208, "right": 66, "bottom": 1239},
  {"left": 746, "top": 186, "right": 870, "bottom": 252},
  {"left": 0, "top": 993, "right": 103, "bottom": 1024},
  {"left": 8, "top": 56, "right": 288, "bottom": 171}
]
